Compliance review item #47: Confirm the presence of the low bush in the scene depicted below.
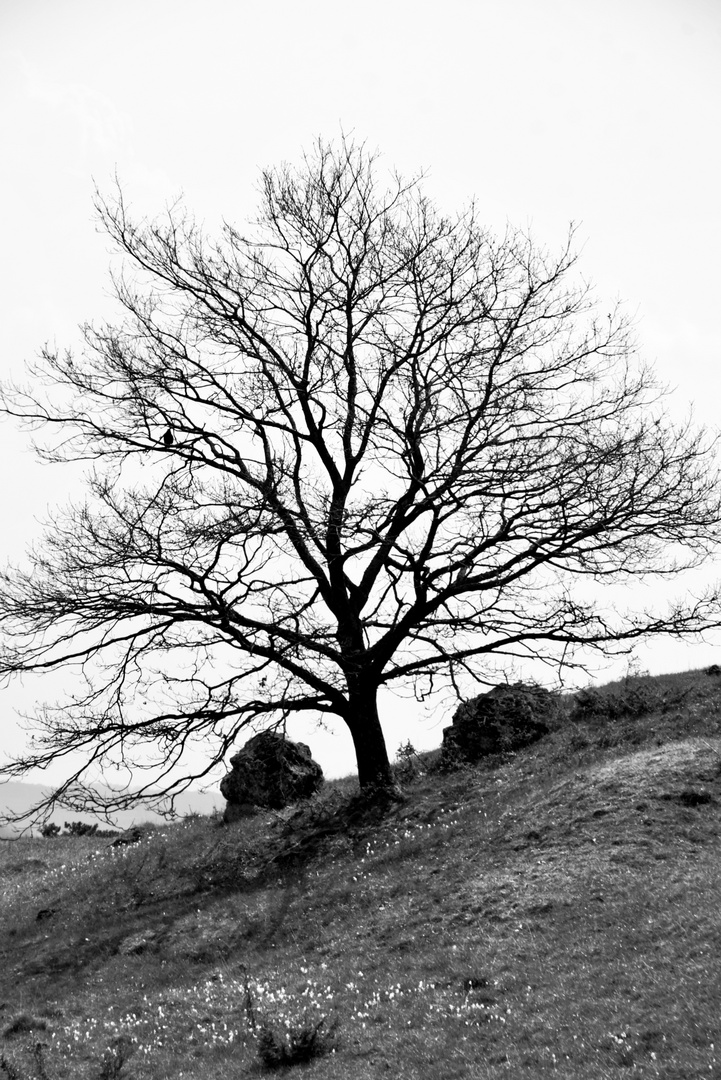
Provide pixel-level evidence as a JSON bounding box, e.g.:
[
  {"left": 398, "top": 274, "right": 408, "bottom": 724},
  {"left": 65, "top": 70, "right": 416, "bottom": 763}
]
[
  {"left": 64, "top": 821, "right": 98, "bottom": 837},
  {"left": 393, "top": 740, "right": 423, "bottom": 782},
  {"left": 572, "top": 684, "right": 657, "bottom": 723}
]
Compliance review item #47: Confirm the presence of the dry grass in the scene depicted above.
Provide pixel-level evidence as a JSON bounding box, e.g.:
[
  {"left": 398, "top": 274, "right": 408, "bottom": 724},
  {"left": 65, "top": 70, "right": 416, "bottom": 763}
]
[{"left": 1, "top": 667, "right": 720, "bottom": 1078}]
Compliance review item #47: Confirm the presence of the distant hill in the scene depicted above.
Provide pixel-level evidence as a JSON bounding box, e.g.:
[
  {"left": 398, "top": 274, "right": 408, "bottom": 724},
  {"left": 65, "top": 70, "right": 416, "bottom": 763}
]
[{"left": 0, "top": 780, "right": 224, "bottom": 837}]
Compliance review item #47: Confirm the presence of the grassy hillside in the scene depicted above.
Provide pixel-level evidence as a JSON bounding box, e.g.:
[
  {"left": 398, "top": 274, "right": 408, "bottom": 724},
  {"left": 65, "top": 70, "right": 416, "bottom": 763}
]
[{"left": 1, "top": 669, "right": 720, "bottom": 1079}]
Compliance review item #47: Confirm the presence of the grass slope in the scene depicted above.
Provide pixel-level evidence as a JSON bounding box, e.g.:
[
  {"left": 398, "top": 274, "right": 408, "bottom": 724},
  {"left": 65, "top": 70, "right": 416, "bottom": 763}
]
[{"left": 1, "top": 669, "right": 720, "bottom": 1079}]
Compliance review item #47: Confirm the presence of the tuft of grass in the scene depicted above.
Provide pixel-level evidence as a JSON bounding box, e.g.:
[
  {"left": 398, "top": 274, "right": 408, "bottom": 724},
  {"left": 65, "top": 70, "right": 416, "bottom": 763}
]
[
  {"left": 95, "top": 1035, "right": 135, "bottom": 1080},
  {"left": 0, "top": 1055, "right": 20, "bottom": 1080},
  {"left": 0, "top": 1042, "right": 51, "bottom": 1080},
  {"left": 240, "top": 963, "right": 339, "bottom": 1070},
  {"left": 255, "top": 1014, "right": 339, "bottom": 1070}
]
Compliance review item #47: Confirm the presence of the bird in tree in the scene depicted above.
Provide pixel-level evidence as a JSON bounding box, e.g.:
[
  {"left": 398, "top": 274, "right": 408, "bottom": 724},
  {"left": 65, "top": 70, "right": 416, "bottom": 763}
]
[{"left": 1, "top": 136, "right": 721, "bottom": 828}]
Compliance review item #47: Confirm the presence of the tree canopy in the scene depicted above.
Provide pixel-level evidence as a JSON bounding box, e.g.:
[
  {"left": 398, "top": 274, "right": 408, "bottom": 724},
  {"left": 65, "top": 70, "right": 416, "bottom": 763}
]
[{"left": 2, "top": 138, "right": 721, "bottom": 822}]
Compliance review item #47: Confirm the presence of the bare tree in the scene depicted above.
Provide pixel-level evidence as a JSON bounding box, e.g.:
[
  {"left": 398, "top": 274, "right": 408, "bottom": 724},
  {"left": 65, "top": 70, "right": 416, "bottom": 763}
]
[{"left": 2, "top": 137, "right": 721, "bottom": 823}]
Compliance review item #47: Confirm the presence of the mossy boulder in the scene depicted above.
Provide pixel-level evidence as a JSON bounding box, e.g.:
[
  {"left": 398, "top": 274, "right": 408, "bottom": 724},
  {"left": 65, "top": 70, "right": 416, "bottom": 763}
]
[{"left": 440, "top": 682, "right": 555, "bottom": 768}]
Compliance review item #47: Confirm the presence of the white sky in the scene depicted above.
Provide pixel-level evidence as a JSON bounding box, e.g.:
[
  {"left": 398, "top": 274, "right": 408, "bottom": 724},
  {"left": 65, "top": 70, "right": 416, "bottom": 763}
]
[{"left": 1, "top": 0, "right": 721, "bottom": 784}]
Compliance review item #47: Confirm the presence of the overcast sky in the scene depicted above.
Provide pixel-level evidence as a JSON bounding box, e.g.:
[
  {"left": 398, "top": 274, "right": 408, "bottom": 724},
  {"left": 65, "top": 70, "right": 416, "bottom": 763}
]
[{"left": 1, "top": 0, "right": 721, "bottom": 783}]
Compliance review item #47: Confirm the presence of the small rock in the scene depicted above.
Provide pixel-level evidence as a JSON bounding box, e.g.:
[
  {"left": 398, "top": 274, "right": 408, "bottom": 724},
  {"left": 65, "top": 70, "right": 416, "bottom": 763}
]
[
  {"left": 527, "top": 900, "right": 554, "bottom": 914},
  {"left": 111, "top": 826, "right": 145, "bottom": 846},
  {"left": 35, "top": 908, "right": 58, "bottom": 922},
  {"left": 117, "top": 930, "right": 159, "bottom": 956}
]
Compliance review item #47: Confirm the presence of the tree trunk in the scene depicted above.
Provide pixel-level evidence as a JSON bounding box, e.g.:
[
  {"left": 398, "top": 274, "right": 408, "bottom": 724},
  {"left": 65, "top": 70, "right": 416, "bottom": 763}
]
[{"left": 344, "top": 684, "right": 398, "bottom": 794}]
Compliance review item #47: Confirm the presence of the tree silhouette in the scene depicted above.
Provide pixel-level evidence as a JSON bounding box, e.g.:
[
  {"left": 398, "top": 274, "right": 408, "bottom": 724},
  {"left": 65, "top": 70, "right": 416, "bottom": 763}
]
[{"left": 2, "top": 137, "right": 721, "bottom": 822}]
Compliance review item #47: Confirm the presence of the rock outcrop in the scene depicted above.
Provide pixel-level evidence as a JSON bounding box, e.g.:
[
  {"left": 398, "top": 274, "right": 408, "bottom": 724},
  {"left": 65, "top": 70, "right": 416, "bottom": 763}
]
[
  {"left": 440, "top": 682, "right": 554, "bottom": 768},
  {"left": 220, "top": 731, "right": 324, "bottom": 822}
]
